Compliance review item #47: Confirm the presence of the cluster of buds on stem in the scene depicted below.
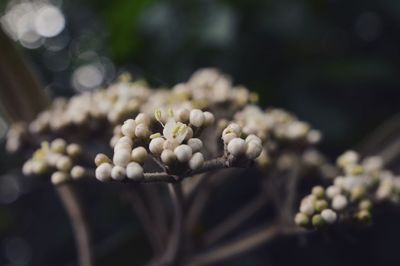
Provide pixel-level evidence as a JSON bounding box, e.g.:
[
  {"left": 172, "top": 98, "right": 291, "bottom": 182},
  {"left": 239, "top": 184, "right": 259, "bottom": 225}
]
[
  {"left": 295, "top": 150, "right": 400, "bottom": 228},
  {"left": 22, "top": 138, "right": 86, "bottom": 185}
]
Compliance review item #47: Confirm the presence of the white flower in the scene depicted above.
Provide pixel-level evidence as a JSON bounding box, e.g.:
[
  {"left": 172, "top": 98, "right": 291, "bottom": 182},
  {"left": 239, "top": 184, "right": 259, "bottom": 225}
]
[
  {"left": 95, "top": 163, "right": 112, "bottom": 181},
  {"left": 189, "top": 152, "right": 204, "bottom": 170},
  {"left": 126, "top": 162, "right": 144, "bottom": 180},
  {"left": 51, "top": 138, "right": 67, "bottom": 153},
  {"left": 95, "top": 153, "right": 111, "bottom": 166},
  {"left": 174, "top": 145, "right": 193, "bottom": 163},
  {"left": 135, "top": 124, "right": 150, "bottom": 139},
  {"left": 163, "top": 119, "right": 189, "bottom": 144},
  {"left": 135, "top": 113, "right": 150, "bottom": 125},
  {"left": 187, "top": 138, "right": 203, "bottom": 153},
  {"left": 294, "top": 213, "right": 309, "bottom": 226},
  {"left": 111, "top": 165, "right": 126, "bottom": 180},
  {"left": 131, "top": 147, "right": 148, "bottom": 164},
  {"left": 227, "top": 138, "right": 246, "bottom": 157},
  {"left": 245, "top": 134, "right": 262, "bottom": 145},
  {"left": 222, "top": 133, "right": 237, "bottom": 144},
  {"left": 190, "top": 109, "right": 205, "bottom": 127},
  {"left": 326, "top": 185, "right": 341, "bottom": 199},
  {"left": 332, "top": 194, "right": 348, "bottom": 211},
  {"left": 321, "top": 209, "right": 337, "bottom": 224}
]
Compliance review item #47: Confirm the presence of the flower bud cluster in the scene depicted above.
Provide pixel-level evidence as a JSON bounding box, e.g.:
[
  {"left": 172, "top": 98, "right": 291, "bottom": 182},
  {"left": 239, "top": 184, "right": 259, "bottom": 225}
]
[
  {"left": 221, "top": 123, "right": 263, "bottom": 160},
  {"left": 295, "top": 151, "right": 400, "bottom": 228},
  {"left": 22, "top": 139, "right": 85, "bottom": 185}
]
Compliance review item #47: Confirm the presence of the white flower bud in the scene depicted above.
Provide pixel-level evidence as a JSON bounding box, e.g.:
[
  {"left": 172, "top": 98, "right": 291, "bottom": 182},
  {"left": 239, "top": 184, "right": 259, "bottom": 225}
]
[
  {"left": 121, "top": 119, "right": 136, "bottom": 138},
  {"left": 326, "top": 185, "right": 341, "bottom": 199},
  {"left": 71, "top": 166, "right": 85, "bottom": 179},
  {"left": 187, "top": 138, "right": 203, "bottom": 153},
  {"left": 135, "top": 124, "right": 150, "bottom": 139},
  {"left": 110, "top": 135, "right": 120, "bottom": 148},
  {"left": 51, "top": 138, "right": 67, "bottom": 153},
  {"left": 22, "top": 160, "right": 33, "bottom": 175},
  {"left": 163, "top": 139, "right": 179, "bottom": 151},
  {"left": 189, "top": 152, "right": 204, "bottom": 170},
  {"left": 115, "top": 136, "right": 133, "bottom": 148},
  {"left": 203, "top": 111, "right": 215, "bottom": 126},
  {"left": 224, "top": 123, "right": 241, "bottom": 136},
  {"left": 135, "top": 113, "right": 150, "bottom": 126},
  {"left": 332, "top": 194, "right": 348, "bottom": 211},
  {"left": 131, "top": 147, "right": 148, "bottom": 164},
  {"left": 337, "top": 150, "right": 359, "bottom": 168},
  {"left": 95, "top": 153, "right": 112, "bottom": 166},
  {"left": 300, "top": 200, "right": 315, "bottom": 216},
  {"left": 31, "top": 160, "right": 48, "bottom": 175},
  {"left": 111, "top": 165, "right": 126, "bottom": 180},
  {"left": 177, "top": 108, "right": 190, "bottom": 123},
  {"left": 66, "top": 144, "right": 81, "bottom": 157},
  {"left": 245, "top": 141, "right": 263, "bottom": 159},
  {"left": 321, "top": 209, "right": 337, "bottom": 224},
  {"left": 174, "top": 145, "right": 193, "bottom": 163},
  {"left": 161, "top": 149, "right": 177, "bottom": 165},
  {"left": 149, "top": 138, "right": 165, "bottom": 155},
  {"left": 190, "top": 109, "right": 205, "bottom": 127},
  {"left": 184, "top": 127, "right": 193, "bottom": 141},
  {"left": 96, "top": 163, "right": 112, "bottom": 181},
  {"left": 294, "top": 212, "right": 309, "bottom": 226},
  {"left": 51, "top": 171, "right": 69, "bottom": 185},
  {"left": 245, "top": 134, "right": 262, "bottom": 145},
  {"left": 126, "top": 162, "right": 144, "bottom": 180},
  {"left": 56, "top": 156, "right": 73, "bottom": 172},
  {"left": 113, "top": 149, "right": 131, "bottom": 167},
  {"left": 222, "top": 132, "right": 237, "bottom": 144},
  {"left": 227, "top": 138, "right": 246, "bottom": 156}
]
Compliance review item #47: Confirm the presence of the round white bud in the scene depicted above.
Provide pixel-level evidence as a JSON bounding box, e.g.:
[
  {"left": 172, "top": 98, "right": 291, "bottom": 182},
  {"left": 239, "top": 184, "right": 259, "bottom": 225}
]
[
  {"left": 190, "top": 109, "right": 205, "bottom": 127},
  {"left": 71, "top": 166, "right": 85, "bottom": 179},
  {"left": 131, "top": 147, "right": 148, "bottom": 164},
  {"left": 187, "top": 138, "right": 203, "bottom": 153},
  {"left": 294, "top": 212, "right": 309, "bottom": 227},
  {"left": 115, "top": 136, "right": 133, "bottom": 148},
  {"left": 177, "top": 108, "right": 190, "bottom": 123},
  {"left": 31, "top": 160, "right": 48, "bottom": 175},
  {"left": 126, "top": 162, "right": 144, "bottom": 181},
  {"left": 245, "top": 134, "right": 262, "bottom": 145},
  {"left": 121, "top": 119, "right": 136, "bottom": 138},
  {"left": 56, "top": 156, "right": 73, "bottom": 172},
  {"left": 326, "top": 185, "right": 341, "bottom": 199},
  {"left": 95, "top": 153, "right": 112, "bottom": 166},
  {"left": 189, "top": 152, "right": 204, "bottom": 170},
  {"left": 321, "top": 209, "right": 337, "bottom": 224},
  {"left": 227, "top": 138, "right": 246, "bottom": 157},
  {"left": 184, "top": 127, "right": 194, "bottom": 141},
  {"left": 332, "top": 194, "right": 348, "bottom": 211},
  {"left": 111, "top": 165, "right": 126, "bottom": 181},
  {"left": 51, "top": 138, "right": 67, "bottom": 153},
  {"left": 203, "top": 111, "right": 215, "bottom": 126},
  {"left": 113, "top": 149, "right": 131, "bottom": 167},
  {"left": 66, "top": 144, "right": 81, "bottom": 157},
  {"left": 135, "top": 113, "right": 150, "bottom": 126},
  {"left": 163, "top": 139, "right": 179, "bottom": 151},
  {"left": 135, "top": 124, "right": 150, "bottom": 139},
  {"left": 245, "top": 141, "right": 263, "bottom": 159},
  {"left": 300, "top": 200, "right": 315, "bottom": 216},
  {"left": 96, "top": 163, "right": 112, "bottom": 181},
  {"left": 22, "top": 160, "right": 33, "bottom": 175},
  {"left": 149, "top": 138, "right": 165, "bottom": 155},
  {"left": 51, "top": 171, "right": 69, "bottom": 185},
  {"left": 224, "top": 123, "right": 241, "bottom": 136},
  {"left": 174, "top": 145, "right": 193, "bottom": 163},
  {"left": 161, "top": 149, "right": 177, "bottom": 165},
  {"left": 222, "top": 132, "right": 237, "bottom": 144}
]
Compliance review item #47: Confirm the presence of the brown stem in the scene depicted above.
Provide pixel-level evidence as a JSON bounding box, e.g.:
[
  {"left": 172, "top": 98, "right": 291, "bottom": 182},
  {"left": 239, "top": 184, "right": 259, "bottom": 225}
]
[{"left": 56, "top": 183, "right": 93, "bottom": 266}]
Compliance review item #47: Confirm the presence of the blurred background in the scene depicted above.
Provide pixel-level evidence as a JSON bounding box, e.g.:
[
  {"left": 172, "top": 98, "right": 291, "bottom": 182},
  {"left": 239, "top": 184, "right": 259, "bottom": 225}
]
[{"left": 0, "top": 0, "right": 400, "bottom": 265}]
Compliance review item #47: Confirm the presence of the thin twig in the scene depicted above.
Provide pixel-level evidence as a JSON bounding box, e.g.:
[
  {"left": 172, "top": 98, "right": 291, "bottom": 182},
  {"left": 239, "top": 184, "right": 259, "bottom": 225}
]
[{"left": 56, "top": 183, "right": 93, "bottom": 266}]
